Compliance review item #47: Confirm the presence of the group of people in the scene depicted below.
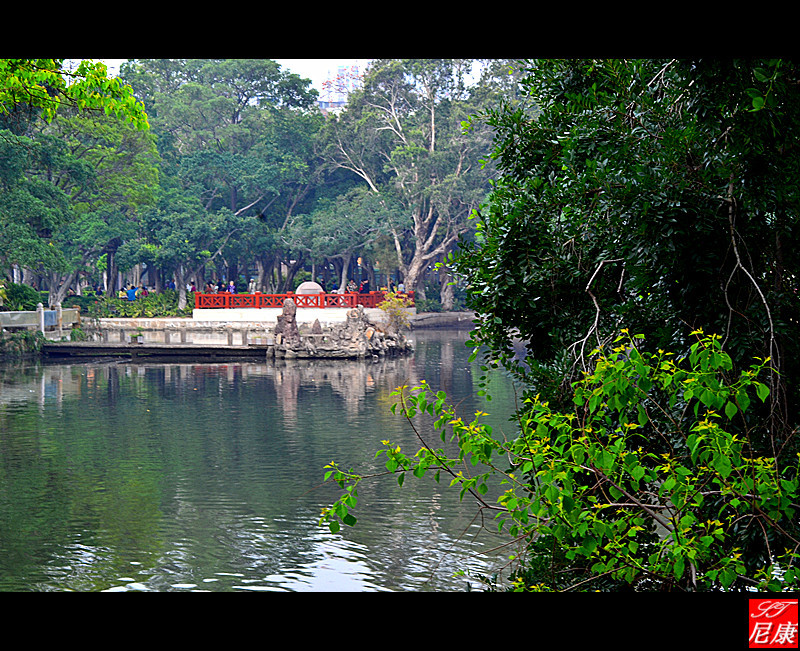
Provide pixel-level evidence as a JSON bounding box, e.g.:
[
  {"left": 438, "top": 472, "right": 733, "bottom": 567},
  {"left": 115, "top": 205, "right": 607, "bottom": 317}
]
[
  {"left": 342, "top": 279, "right": 378, "bottom": 294},
  {"left": 115, "top": 280, "right": 239, "bottom": 300},
  {"left": 118, "top": 284, "right": 150, "bottom": 301},
  {"left": 202, "top": 280, "right": 237, "bottom": 294}
]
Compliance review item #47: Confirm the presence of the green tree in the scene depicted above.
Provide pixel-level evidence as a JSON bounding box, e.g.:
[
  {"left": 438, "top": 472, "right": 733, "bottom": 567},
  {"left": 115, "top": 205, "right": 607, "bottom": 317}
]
[
  {"left": 41, "top": 109, "right": 159, "bottom": 303},
  {"left": 0, "top": 128, "right": 72, "bottom": 277},
  {"left": 322, "top": 59, "right": 496, "bottom": 299},
  {"left": 0, "top": 59, "right": 151, "bottom": 296},
  {"left": 455, "top": 59, "right": 800, "bottom": 430},
  {"left": 120, "top": 186, "right": 241, "bottom": 310},
  {"left": 323, "top": 331, "right": 796, "bottom": 592},
  {"left": 0, "top": 107, "right": 157, "bottom": 302},
  {"left": 284, "top": 186, "right": 401, "bottom": 291}
]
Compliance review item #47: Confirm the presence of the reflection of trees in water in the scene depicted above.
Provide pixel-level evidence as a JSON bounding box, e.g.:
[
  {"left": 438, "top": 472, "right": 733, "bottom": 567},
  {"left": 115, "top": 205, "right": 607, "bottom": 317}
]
[
  {"left": 0, "top": 330, "right": 477, "bottom": 427},
  {"left": 1, "top": 330, "right": 476, "bottom": 424},
  {"left": 270, "top": 356, "right": 420, "bottom": 422},
  {"left": 0, "top": 361, "right": 90, "bottom": 412}
]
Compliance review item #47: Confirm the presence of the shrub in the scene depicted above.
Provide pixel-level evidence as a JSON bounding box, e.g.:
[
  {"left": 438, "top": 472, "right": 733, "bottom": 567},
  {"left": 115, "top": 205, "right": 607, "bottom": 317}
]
[
  {"left": 87, "top": 290, "right": 193, "bottom": 320},
  {"left": 62, "top": 294, "right": 96, "bottom": 312},
  {"left": 322, "top": 331, "right": 799, "bottom": 592},
  {"left": 377, "top": 291, "right": 411, "bottom": 334},
  {"left": 0, "top": 329, "right": 45, "bottom": 356},
  {"left": 4, "top": 283, "right": 44, "bottom": 311}
]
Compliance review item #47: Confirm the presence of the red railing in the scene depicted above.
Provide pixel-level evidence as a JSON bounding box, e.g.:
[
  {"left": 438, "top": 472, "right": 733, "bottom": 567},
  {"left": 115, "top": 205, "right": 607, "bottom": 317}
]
[{"left": 194, "top": 291, "right": 414, "bottom": 310}]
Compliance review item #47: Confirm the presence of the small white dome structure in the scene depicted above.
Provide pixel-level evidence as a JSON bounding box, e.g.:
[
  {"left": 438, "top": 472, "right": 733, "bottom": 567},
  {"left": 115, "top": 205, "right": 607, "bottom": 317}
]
[{"left": 295, "top": 281, "right": 324, "bottom": 295}]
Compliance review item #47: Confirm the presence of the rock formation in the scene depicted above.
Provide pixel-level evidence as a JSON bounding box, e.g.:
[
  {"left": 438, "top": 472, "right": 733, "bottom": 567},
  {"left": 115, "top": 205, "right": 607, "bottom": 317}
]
[
  {"left": 273, "top": 298, "right": 300, "bottom": 345},
  {"left": 271, "top": 300, "right": 411, "bottom": 360}
]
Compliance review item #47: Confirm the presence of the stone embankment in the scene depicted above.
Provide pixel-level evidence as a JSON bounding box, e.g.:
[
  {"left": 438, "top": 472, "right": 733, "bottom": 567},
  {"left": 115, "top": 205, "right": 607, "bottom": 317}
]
[
  {"left": 409, "top": 311, "right": 475, "bottom": 329},
  {"left": 50, "top": 301, "right": 475, "bottom": 361}
]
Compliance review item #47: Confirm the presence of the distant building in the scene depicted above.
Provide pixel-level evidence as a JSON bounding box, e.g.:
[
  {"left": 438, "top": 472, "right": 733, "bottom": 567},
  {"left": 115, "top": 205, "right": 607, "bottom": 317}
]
[
  {"left": 317, "top": 99, "right": 348, "bottom": 115},
  {"left": 318, "top": 63, "right": 363, "bottom": 115}
]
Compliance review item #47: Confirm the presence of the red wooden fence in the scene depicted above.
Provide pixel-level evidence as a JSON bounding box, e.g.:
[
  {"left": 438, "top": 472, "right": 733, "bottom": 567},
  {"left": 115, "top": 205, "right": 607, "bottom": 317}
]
[{"left": 194, "top": 291, "right": 414, "bottom": 310}]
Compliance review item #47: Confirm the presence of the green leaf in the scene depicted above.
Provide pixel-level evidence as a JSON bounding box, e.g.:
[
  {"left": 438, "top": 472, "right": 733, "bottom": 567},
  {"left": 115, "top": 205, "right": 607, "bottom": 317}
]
[
  {"left": 712, "top": 453, "right": 732, "bottom": 478},
  {"left": 737, "top": 389, "right": 751, "bottom": 412},
  {"left": 673, "top": 555, "right": 685, "bottom": 580}
]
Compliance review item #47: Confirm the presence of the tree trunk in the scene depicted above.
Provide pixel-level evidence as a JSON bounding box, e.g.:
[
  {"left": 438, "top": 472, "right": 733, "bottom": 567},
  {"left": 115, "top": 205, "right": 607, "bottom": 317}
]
[
  {"left": 228, "top": 259, "right": 239, "bottom": 287},
  {"left": 106, "top": 249, "right": 119, "bottom": 295},
  {"left": 176, "top": 265, "right": 188, "bottom": 310},
  {"left": 338, "top": 252, "right": 352, "bottom": 292},
  {"left": 279, "top": 255, "right": 304, "bottom": 293},
  {"left": 403, "top": 255, "right": 428, "bottom": 301},
  {"left": 439, "top": 263, "right": 455, "bottom": 311},
  {"left": 255, "top": 256, "right": 269, "bottom": 293},
  {"left": 48, "top": 269, "right": 79, "bottom": 308},
  {"left": 362, "top": 255, "right": 376, "bottom": 291}
]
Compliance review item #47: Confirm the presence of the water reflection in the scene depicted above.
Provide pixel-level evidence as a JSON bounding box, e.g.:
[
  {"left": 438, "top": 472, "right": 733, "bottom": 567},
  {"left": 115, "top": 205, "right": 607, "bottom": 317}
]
[{"left": 0, "top": 330, "right": 519, "bottom": 591}]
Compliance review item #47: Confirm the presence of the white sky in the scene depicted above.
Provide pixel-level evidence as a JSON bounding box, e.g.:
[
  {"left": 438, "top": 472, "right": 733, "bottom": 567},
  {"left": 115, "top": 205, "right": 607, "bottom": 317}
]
[{"left": 91, "top": 58, "right": 369, "bottom": 94}]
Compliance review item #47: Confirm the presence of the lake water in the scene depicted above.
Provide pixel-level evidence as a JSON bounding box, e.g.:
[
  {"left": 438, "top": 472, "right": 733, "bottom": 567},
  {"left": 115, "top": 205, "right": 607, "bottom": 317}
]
[{"left": 0, "top": 329, "right": 523, "bottom": 592}]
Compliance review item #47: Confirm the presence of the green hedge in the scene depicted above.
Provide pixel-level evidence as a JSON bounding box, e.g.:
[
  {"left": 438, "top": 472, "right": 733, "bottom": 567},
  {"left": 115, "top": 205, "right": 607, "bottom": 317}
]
[{"left": 87, "top": 290, "right": 194, "bottom": 319}]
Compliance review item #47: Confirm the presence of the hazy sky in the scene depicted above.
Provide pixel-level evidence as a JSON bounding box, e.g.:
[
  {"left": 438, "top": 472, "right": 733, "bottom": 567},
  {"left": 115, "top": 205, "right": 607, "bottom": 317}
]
[{"left": 92, "top": 58, "right": 369, "bottom": 93}]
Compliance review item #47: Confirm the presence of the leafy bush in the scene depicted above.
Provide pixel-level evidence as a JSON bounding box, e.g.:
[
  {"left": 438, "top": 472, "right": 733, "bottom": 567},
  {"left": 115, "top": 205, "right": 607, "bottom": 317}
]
[
  {"left": 88, "top": 290, "right": 194, "bottom": 319},
  {"left": 69, "top": 326, "right": 89, "bottom": 341},
  {"left": 322, "top": 331, "right": 799, "bottom": 592},
  {"left": 62, "top": 294, "right": 97, "bottom": 313},
  {"left": 413, "top": 296, "right": 442, "bottom": 313},
  {"left": 3, "top": 283, "right": 45, "bottom": 311},
  {"left": 414, "top": 279, "right": 467, "bottom": 313},
  {"left": 377, "top": 291, "right": 412, "bottom": 333},
  {"left": 0, "top": 329, "right": 45, "bottom": 356}
]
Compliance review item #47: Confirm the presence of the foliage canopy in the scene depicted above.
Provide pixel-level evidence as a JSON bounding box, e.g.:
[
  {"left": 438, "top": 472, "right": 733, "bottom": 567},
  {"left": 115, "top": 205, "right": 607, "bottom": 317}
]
[{"left": 0, "top": 59, "right": 148, "bottom": 130}]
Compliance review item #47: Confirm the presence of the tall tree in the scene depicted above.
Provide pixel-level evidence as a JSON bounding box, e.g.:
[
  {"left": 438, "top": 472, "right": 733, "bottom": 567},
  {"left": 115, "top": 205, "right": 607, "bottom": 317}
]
[
  {"left": 448, "top": 58, "right": 800, "bottom": 589},
  {"left": 284, "top": 186, "right": 401, "bottom": 291},
  {"left": 121, "top": 59, "right": 319, "bottom": 214},
  {"left": 0, "top": 127, "right": 72, "bottom": 280},
  {"left": 120, "top": 187, "right": 242, "bottom": 310},
  {"left": 44, "top": 109, "right": 159, "bottom": 302},
  {"left": 0, "top": 59, "right": 152, "bottom": 298},
  {"left": 321, "top": 59, "right": 495, "bottom": 297}
]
